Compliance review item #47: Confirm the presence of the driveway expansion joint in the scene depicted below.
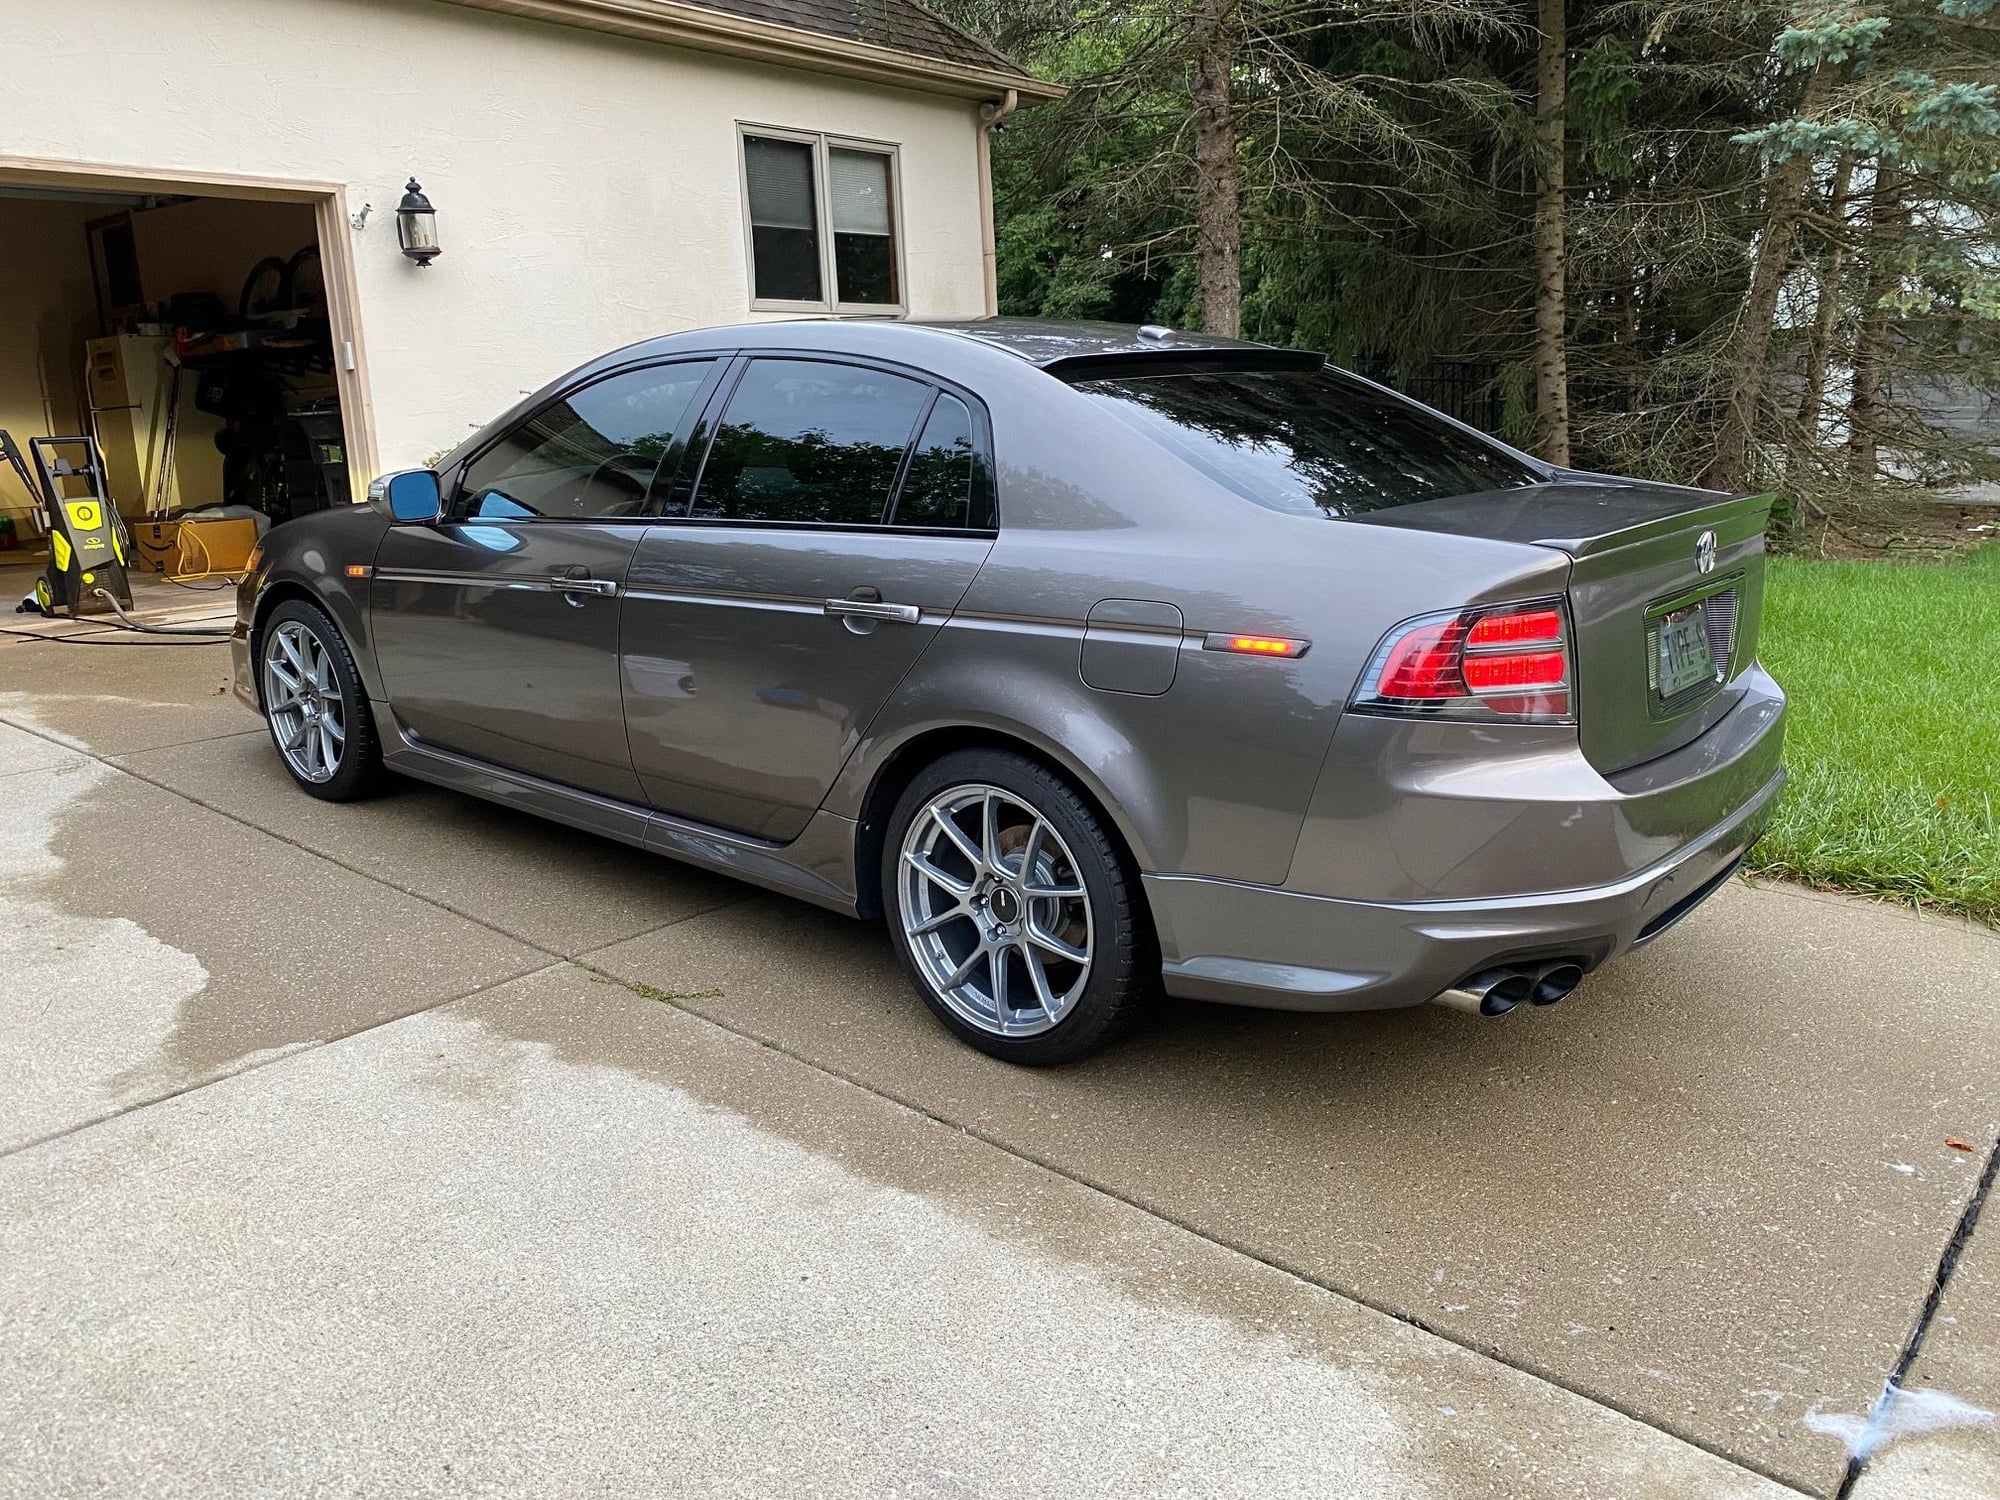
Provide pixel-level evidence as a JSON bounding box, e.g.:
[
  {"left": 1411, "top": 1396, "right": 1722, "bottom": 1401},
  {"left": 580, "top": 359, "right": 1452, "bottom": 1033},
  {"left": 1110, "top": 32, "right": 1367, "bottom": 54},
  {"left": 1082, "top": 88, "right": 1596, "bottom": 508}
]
[
  {"left": 0, "top": 712, "right": 773, "bottom": 1162},
  {"left": 7, "top": 711, "right": 757, "bottom": 962},
  {"left": 0, "top": 959, "right": 571, "bottom": 1165},
  {"left": 1834, "top": 1131, "right": 2000, "bottom": 1500}
]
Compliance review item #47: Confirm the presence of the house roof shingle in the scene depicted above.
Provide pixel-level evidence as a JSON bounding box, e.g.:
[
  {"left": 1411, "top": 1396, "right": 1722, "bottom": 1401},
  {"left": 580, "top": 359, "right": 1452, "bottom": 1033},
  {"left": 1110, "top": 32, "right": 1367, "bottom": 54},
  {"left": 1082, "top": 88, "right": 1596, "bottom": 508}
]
[
  {"left": 436, "top": 0, "right": 1059, "bottom": 101},
  {"left": 685, "top": 0, "right": 1034, "bottom": 82}
]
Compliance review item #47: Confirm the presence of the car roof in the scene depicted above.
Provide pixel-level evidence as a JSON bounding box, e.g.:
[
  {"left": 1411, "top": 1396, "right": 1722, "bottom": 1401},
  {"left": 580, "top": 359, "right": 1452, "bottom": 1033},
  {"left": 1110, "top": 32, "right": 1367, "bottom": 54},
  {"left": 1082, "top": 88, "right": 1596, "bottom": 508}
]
[
  {"left": 910, "top": 318, "right": 1270, "bottom": 365},
  {"left": 465, "top": 318, "right": 1327, "bottom": 472},
  {"left": 569, "top": 317, "right": 1320, "bottom": 389}
]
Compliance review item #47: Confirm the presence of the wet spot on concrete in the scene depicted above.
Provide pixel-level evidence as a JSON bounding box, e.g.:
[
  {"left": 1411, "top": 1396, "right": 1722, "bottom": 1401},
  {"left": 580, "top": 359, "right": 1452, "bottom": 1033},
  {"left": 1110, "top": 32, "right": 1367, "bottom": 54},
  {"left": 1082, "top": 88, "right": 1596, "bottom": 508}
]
[
  {"left": 0, "top": 704, "right": 546, "bottom": 1145},
  {"left": 0, "top": 756, "right": 210, "bottom": 1151}
]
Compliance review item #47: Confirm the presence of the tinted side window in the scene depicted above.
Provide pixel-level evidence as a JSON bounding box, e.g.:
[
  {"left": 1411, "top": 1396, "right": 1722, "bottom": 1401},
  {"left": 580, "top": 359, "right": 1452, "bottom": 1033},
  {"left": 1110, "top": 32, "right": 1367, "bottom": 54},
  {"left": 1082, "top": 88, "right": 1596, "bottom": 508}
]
[
  {"left": 460, "top": 362, "right": 712, "bottom": 521},
  {"left": 691, "top": 359, "right": 930, "bottom": 525},
  {"left": 891, "top": 393, "right": 993, "bottom": 529}
]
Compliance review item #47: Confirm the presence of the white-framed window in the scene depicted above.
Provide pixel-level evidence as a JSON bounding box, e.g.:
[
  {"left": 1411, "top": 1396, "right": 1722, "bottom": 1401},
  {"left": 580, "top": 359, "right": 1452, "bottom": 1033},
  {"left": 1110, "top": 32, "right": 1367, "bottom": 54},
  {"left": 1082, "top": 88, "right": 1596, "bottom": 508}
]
[{"left": 739, "top": 126, "right": 905, "bottom": 316}]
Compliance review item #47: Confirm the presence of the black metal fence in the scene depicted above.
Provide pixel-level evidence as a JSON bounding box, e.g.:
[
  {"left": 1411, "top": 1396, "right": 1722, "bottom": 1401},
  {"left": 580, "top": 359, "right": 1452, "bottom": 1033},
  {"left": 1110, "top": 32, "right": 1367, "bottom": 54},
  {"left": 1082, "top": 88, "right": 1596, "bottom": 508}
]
[{"left": 1357, "top": 358, "right": 1507, "bottom": 436}]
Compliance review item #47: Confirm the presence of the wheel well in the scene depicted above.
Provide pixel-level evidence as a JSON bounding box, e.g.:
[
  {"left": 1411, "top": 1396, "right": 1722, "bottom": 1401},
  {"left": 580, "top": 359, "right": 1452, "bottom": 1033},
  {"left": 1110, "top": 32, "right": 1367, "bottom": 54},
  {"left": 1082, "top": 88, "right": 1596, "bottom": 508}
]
[{"left": 851, "top": 726, "right": 1144, "bottom": 922}]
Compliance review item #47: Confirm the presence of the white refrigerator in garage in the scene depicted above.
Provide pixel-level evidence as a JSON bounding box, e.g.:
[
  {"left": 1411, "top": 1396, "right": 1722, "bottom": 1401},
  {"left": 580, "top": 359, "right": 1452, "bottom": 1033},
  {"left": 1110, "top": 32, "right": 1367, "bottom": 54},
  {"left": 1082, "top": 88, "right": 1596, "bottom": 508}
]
[{"left": 84, "top": 334, "right": 225, "bottom": 519}]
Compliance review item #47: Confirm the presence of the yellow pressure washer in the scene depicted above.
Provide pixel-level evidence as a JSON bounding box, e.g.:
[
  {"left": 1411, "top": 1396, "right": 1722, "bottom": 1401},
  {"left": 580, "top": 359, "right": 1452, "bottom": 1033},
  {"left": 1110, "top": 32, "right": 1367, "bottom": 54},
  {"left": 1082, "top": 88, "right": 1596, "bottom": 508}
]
[{"left": 2, "top": 430, "right": 134, "bottom": 617}]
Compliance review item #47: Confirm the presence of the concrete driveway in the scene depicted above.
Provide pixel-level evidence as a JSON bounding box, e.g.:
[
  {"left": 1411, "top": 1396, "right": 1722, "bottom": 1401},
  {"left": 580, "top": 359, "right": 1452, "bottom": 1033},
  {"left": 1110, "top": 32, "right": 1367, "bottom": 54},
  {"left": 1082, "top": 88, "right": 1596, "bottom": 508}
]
[{"left": 1, "top": 627, "right": 1995, "bottom": 1498}]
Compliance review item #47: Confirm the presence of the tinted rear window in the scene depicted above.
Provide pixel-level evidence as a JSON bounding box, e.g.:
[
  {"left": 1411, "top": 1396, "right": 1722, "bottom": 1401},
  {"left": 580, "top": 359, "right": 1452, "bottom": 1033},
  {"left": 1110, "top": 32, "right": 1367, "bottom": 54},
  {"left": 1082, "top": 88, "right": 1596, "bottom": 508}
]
[{"left": 1076, "top": 367, "right": 1542, "bottom": 517}]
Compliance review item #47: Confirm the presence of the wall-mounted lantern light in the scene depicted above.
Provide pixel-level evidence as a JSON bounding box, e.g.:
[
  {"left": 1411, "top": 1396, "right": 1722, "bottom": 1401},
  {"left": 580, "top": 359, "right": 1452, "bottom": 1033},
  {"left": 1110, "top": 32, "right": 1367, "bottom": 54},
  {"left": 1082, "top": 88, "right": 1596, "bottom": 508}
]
[{"left": 396, "top": 179, "right": 441, "bottom": 266}]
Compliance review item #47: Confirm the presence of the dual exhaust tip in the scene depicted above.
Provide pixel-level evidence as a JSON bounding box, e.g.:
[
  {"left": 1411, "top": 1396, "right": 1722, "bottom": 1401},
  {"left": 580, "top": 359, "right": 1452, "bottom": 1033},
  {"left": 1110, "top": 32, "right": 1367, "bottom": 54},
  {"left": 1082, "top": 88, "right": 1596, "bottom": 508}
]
[{"left": 1434, "top": 960, "right": 1585, "bottom": 1017}]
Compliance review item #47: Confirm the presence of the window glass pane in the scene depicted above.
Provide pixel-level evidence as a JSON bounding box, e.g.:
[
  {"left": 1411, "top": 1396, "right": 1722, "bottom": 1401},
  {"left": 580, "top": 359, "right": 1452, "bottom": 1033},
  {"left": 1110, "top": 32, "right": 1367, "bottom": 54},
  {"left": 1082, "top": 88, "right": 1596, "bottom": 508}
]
[
  {"left": 461, "top": 363, "right": 711, "bottom": 521},
  {"left": 829, "top": 148, "right": 891, "bottom": 234},
  {"left": 1075, "top": 368, "right": 1541, "bottom": 517},
  {"left": 745, "top": 136, "right": 822, "bottom": 303},
  {"left": 692, "top": 359, "right": 930, "bottom": 525},
  {"left": 829, "top": 148, "right": 897, "bottom": 306},
  {"left": 892, "top": 393, "right": 992, "bottom": 528}
]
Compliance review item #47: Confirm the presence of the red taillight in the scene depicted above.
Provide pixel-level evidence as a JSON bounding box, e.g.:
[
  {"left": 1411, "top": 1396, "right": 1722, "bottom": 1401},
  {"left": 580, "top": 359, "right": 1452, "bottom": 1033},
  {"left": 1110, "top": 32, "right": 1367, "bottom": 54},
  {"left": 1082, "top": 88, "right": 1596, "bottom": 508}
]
[
  {"left": 1375, "top": 620, "right": 1468, "bottom": 698},
  {"left": 1466, "top": 608, "right": 1562, "bottom": 647},
  {"left": 1462, "top": 649, "right": 1565, "bottom": 691},
  {"left": 1357, "top": 601, "right": 1573, "bottom": 722}
]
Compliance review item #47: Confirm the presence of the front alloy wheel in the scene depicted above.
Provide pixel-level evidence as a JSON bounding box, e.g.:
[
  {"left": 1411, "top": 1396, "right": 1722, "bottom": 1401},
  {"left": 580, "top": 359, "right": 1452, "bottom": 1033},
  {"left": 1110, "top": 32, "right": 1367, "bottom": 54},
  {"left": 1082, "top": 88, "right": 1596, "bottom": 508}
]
[
  {"left": 258, "top": 598, "right": 385, "bottom": 802},
  {"left": 884, "top": 750, "right": 1154, "bottom": 1065},
  {"left": 264, "top": 620, "right": 345, "bottom": 784}
]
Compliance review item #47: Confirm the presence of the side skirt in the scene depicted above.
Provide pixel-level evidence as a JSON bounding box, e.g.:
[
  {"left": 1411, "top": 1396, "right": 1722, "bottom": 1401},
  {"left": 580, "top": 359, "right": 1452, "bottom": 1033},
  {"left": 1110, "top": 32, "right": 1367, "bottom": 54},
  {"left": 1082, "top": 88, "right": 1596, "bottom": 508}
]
[{"left": 379, "top": 709, "right": 862, "bottom": 917}]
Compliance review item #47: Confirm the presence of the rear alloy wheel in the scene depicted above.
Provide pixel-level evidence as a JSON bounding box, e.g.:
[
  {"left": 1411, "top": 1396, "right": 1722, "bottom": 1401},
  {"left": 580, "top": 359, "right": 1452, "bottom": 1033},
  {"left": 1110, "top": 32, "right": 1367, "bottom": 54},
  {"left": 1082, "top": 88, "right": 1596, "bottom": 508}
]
[
  {"left": 260, "top": 599, "right": 385, "bottom": 802},
  {"left": 884, "top": 750, "right": 1153, "bottom": 1065}
]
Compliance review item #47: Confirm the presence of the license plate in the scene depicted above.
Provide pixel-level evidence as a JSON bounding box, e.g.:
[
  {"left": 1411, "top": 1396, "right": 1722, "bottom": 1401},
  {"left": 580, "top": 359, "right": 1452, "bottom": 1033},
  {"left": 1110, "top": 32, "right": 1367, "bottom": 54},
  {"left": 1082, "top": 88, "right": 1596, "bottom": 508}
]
[{"left": 1656, "top": 604, "right": 1716, "bottom": 699}]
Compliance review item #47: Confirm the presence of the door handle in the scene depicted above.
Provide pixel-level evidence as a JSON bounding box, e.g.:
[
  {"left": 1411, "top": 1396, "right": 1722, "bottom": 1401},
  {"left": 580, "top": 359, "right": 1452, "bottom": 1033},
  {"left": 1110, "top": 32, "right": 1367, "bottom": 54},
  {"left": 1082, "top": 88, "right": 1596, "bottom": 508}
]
[
  {"left": 550, "top": 570, "right": 618, "bottom": 601},
  {"left": 824, "top": 597, "right": 920, "bottom": 625}
]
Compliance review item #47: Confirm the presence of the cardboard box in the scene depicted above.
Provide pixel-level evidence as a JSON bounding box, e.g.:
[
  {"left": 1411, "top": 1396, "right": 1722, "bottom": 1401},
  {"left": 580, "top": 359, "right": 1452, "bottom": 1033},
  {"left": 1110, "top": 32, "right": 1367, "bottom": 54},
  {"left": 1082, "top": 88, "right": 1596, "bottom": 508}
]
[
  {"left": 173, "top": 517, "right": 258, "bottom": 576},
  {"left": 132, "top": 520, "right": 184, "bottom": 574}
]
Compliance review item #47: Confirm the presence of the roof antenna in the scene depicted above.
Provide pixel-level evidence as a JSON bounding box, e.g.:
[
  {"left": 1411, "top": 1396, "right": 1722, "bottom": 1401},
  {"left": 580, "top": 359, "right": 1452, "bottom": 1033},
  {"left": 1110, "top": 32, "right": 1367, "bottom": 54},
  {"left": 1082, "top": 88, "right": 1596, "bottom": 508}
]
[{"left": 1137, "top": 324, "right": 1174, "bottom": 342}]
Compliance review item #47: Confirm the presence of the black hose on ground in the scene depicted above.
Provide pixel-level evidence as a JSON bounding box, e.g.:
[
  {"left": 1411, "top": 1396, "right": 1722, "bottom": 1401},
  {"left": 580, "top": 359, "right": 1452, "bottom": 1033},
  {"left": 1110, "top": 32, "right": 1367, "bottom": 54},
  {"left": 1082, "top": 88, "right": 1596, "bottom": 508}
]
[
  {"left": 89, "top": 588, "right": 236, "bottom": 637},
  {"left": 0, "top": 623, "right": 221, "bottom": 647}
]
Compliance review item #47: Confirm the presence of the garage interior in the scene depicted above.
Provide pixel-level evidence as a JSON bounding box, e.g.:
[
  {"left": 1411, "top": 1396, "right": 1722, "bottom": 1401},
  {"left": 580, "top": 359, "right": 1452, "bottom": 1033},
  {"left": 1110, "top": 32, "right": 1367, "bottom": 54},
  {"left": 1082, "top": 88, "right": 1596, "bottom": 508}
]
[{"left": 0, "top": 185, "right": 352, "bottom": 624}]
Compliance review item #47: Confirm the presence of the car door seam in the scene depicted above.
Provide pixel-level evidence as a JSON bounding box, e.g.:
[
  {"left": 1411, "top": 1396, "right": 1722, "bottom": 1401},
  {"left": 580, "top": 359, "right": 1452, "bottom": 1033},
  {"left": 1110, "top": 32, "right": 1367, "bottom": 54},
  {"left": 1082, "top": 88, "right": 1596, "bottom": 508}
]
[{"left": 811, "top": 539, "right": 1001, "bottom": 825}]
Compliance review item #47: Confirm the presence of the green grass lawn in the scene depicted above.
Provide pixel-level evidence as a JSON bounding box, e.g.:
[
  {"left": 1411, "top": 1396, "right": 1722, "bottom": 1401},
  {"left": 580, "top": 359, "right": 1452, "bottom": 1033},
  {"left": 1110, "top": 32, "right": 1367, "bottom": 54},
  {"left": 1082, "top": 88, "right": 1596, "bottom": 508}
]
[{"left": 1748, "top": 542, "right": 2000, "bottom": 926}]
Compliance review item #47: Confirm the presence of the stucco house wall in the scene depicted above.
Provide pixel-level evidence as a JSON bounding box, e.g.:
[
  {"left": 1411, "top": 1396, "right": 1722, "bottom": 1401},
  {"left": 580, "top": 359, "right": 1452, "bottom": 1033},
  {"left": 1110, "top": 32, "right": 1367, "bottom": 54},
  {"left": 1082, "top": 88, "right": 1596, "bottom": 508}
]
[{"left": 0, "top": 0, "right": 994, "bottom": 471}]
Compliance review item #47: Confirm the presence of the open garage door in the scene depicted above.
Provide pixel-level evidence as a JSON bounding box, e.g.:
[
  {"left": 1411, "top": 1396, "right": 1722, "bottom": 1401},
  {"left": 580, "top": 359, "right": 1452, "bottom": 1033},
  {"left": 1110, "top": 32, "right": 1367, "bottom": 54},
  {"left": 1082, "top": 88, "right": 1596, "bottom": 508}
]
[{"left": 0, "top": 167, "right": 372, "bottom": 620}]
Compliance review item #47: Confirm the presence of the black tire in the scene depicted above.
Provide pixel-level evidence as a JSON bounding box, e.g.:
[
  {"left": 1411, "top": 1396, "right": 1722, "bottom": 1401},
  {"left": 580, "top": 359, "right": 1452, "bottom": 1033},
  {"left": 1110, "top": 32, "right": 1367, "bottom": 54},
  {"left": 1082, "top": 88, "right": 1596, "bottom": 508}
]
[
  {"left": 284, "top": 245, "right": 325, "bottom": 313},
  {"left": 881, "top": 748, "right": 1156, "bottom": 1065},
  {"left": 238, "top": 255, "right": 290, "bottom": 317},
  {"left": 258, "top": 599, "right": 387, "bottom": 802}
]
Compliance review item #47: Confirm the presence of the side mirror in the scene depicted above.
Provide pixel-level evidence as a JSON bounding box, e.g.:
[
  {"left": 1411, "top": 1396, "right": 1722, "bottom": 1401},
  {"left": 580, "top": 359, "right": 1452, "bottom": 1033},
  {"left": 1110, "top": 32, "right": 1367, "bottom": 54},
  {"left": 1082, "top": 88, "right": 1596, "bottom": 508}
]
[{"left": 369, "top": 469, "right": 443, "bottom": 524}]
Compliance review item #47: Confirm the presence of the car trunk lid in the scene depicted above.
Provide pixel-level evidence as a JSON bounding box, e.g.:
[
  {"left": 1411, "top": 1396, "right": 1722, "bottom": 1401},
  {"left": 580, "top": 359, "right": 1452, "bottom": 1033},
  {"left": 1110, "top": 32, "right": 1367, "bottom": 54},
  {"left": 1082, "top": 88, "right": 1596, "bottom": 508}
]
[{"left": 1351, "top": 479, "right": 1775, "bottom": 773}]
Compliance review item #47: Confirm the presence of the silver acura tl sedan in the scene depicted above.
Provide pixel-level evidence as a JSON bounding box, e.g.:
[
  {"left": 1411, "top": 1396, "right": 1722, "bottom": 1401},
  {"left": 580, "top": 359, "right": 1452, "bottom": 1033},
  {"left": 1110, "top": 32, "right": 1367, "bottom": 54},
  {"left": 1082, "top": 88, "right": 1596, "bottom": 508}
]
[{"left": 233, "top": 319, "right": 1786, "bottom": 1064}]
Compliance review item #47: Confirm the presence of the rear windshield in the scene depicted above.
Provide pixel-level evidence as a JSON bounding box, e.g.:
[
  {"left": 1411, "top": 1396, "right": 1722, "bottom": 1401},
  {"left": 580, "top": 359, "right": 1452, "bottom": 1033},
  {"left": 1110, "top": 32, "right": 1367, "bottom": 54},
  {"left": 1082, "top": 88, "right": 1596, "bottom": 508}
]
[{"left": 1075, "top": 367, "right": 1543, "bottom": 517}]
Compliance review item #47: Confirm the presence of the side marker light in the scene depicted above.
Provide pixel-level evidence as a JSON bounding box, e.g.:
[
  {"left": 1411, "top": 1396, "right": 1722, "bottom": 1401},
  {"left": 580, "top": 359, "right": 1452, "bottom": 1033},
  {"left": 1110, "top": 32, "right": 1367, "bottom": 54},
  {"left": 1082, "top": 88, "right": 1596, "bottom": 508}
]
[{"left": 1203, "top": 632, "right": 1309, "bottom": 659}]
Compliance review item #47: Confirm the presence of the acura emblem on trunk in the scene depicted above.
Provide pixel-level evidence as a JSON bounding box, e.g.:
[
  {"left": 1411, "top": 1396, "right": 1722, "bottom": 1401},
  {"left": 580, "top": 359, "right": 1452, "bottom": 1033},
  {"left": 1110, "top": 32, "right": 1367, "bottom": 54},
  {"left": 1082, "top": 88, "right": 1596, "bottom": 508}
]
[{"left": 1695, "top": 530, "right": 1717, "bottom": 573}]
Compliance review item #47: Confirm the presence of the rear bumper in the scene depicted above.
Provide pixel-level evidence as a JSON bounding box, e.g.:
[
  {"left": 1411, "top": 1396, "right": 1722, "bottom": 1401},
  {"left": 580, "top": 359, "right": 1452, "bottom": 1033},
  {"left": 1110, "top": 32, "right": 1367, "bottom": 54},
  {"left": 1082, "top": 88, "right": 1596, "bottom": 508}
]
[{"left": 1149, "top": 687, "right": 1787, "bottom": 1012}]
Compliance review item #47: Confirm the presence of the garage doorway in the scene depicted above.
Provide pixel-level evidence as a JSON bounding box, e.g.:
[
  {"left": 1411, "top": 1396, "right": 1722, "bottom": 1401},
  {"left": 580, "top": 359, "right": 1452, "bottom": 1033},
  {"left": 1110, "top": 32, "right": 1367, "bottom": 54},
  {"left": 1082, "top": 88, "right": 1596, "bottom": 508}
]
[{"left": 0, "top": 161, "right": 373, "bottom": 614}]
